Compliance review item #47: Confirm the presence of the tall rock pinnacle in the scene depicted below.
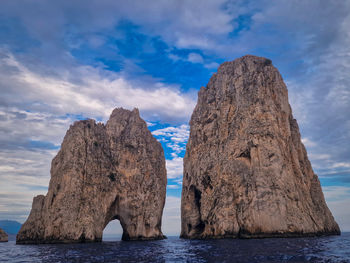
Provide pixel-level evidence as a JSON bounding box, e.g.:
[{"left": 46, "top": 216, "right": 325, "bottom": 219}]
[
  {"left": 17, "top": 108, "right": 167, "bottom": 244},
  {"left": 181, "top": 55, "right": 340, "bottom": 239}
]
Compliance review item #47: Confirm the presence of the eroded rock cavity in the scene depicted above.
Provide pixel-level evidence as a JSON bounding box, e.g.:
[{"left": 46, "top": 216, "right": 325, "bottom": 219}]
[
  {"left": 17, "top": 108, "right": 167, "bottom": 244},
  {"left": 181, "top": 55, "right": 340, "bottom": 239}
]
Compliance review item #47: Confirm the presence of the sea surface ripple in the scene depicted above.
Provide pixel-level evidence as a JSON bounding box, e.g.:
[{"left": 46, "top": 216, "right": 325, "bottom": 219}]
[{"left": 1, "top": 233, "right": 350, "bottom": 262}]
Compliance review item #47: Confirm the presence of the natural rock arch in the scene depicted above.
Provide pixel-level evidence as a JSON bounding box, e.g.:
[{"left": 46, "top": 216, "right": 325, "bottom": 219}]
[
  {"left": 17, "top": 108, "right": 167, "bottom": 244},
  {"left": 103, "top": 219, "right": 123, "bottom": 241}
]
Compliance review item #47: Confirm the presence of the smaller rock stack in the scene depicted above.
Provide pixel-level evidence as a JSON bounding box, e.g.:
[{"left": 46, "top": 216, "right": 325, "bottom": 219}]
[
  {"left": 0, "top": 228, "right": 8, "bottom": 242},
  {"left": 17, "top": 108, "right": 167, "bottom": 244}
]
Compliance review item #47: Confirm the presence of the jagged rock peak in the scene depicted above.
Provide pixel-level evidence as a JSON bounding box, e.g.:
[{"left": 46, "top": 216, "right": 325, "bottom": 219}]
[
  {"left": 181, "top": 55, "right": 340, "bottom": 239},
  {"left": 0, "top": 228, "right": 8, "bottom": 242},
  {"left": 217, "top": 54, "right": 272, "bottom": 72},
  {"left": 17, "top": 107, "right": 167, "bottom": 244}
]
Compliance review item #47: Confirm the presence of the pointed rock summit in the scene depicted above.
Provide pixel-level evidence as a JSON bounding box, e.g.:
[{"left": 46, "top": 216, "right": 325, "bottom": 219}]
[
  {"left": 17, "top": 108, "right": 167, "bottom": 244},
  {"left": 181, "top": 55, "right": 340, "bottom": 239},
  {"left": 0, "top": 228, "right": 8, "bottom": 242}
]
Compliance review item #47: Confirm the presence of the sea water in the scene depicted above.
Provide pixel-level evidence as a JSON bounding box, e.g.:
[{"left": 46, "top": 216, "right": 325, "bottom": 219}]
[{"left": 1, "top": 233, "right": 350, "bottom": 262}]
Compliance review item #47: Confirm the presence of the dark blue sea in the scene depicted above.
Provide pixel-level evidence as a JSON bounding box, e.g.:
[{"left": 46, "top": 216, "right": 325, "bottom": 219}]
[{"left": 1, "top": 233, "right": 350, "bottom": 262}]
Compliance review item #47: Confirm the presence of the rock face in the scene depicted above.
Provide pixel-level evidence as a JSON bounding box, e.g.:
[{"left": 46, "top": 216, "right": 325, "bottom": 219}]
[
  {"left": 0, "top": 228, "right": 8, "bottom": 242},
  {"left": 181, "top": 55, "right": 340, "bottom": 239},
  {"left": 17, "top": 108, "right": 167, "bottom": 244}
]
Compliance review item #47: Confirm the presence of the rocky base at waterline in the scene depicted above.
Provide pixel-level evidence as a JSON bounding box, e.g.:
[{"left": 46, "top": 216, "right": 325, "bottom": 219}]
[
  {"left": 181, "top": 230, "right": 341, "bottom": 240},
  {"left": 181, "top": 55, "right": 340, "bottom": 239},
  {"left": 0, "top": 228, "right": 8, "bottom": 242},
  {"left": 17, "top": 108, "right": 167, "bottom": 244}
]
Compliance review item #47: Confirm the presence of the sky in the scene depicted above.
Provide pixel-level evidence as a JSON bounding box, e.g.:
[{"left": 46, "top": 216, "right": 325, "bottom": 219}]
[{"left": 0, "top": 0, "right": 350, "bottom": 237}]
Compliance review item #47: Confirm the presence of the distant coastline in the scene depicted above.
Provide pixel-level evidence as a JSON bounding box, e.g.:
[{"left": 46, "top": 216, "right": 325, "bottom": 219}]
[{"left": 0, "top": 220, "right": 21, "bottom": 235}]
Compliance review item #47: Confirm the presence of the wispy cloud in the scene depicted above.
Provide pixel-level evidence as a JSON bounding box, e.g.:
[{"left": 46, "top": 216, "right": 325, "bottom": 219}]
[
  {"left": 0, "top": 51, "right": 196, "bottom": 123},
  {"left": 168, "top": 51, "right": 220, "bottom": 70},
  {"left": 152, "top": 125, "right": 189, "bottom": 180},
  {"left": 187, "top": 53, "right": 204, "bottom": 64},
  {"left": 165, "top": 157, "right": 183, "bottom": 179},
  {"left": 152, "top": 125, "right": 189, "bottom": 155}
]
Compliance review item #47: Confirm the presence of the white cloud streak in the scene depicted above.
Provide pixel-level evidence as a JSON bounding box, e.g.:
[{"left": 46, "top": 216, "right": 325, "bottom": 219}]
[
  {"left": 187, "top": 53, "right": 204, "bottom": 64},
  {"left": 0, "top": 149, "right": 54, "bottom": 222},
  {"left": 0, "top": 51, "right": 195, "bottom": 123},
  {"left": 152, "top": 125, "right": 189, "bottom": 179},
  {"left": 166, "top": 157, "right": 183, "bottom": 179},
  {"left": 152, "top": 125, "right": 189, "bottom": 154}
]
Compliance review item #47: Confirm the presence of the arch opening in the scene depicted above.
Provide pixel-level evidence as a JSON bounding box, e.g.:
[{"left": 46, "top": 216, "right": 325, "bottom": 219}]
[{"left": 102, "top": 219, "right": 123, "bottom": 241}]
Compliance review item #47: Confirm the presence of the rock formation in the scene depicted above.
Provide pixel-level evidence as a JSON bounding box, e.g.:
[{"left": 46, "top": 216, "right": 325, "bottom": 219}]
[
  {"left": 17, "top": 108, "right": 167, "bottom": 244},
  {"left": 0, "top": 228, "right": 8, "bottom": 242},
  {"left": 181, "top": 55, "right": 340, "bottom": 239}
]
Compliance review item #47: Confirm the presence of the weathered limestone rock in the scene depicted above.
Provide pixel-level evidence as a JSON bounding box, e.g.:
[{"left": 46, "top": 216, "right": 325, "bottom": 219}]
[
  {"left": 181, "top": 55, "right": 340, "bottom": 239},
  {"left": 17, "top": 108, "right": 167, "bottom": 244},
  {"left": 0, "top": 228, "right": 8, "bottom": 242}
]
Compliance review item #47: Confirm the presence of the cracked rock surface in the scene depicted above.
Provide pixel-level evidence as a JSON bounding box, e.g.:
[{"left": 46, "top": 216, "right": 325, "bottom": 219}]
[
  {"left": 181, "top": 55, "right": 340, "bottom": 239},
  {"left": 17, "top": 108, "right": 167, "bottom": 244}
]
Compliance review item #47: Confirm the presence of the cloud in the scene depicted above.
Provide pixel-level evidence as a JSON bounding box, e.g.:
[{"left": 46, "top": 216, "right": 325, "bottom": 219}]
[
  {"left": 168, "top": 51, "right": 220, "bottom": 70},
  {"left": 204, "top": 62, "right": 220, "bottom": 69},
  {"left": 0, "top": 107, "right": 72, "bottom": 150},
  {"left": 323, "top": 186, "right": 350, "bottom": 202},
  {"left": 0, "top": 0, "right": 235, "bottom": 56},
  {"left": 0, "top": 50, "right": 195, "bottom": 123},
  {"left": 162, "top": 196, "right": 181, "bottom": 236},
  {"left": 166, "top": 157, "right": 183, "bottom": 179},
  {"left": 0, "top": 148, "right": 54, "bottom": 222},
  {"left": 167, "top": 185, "right": 181, "bottom": 189},
  {"left": 187, "top": 53, "right": 204, "bottom": 64},
  {"left": 152, "top": 125, "right": 189, "bottom": 179},
  {"left": 146, "top": 121, "right": 155, "bottom": 127},
  {"left": 187, "top": 53, "right": 220, "bottom": 69},
  {"left": 0, "top": 149, "right": 57, "bottom": 179},
  {"left": 301, "top": 138, "right": 317, "bottom": 148},
  {"left": 152, "top": 124, "right": 189, "bottom": 154},
  {"left": 168, "top": 53, "right": 181, "bottom": 62}
]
